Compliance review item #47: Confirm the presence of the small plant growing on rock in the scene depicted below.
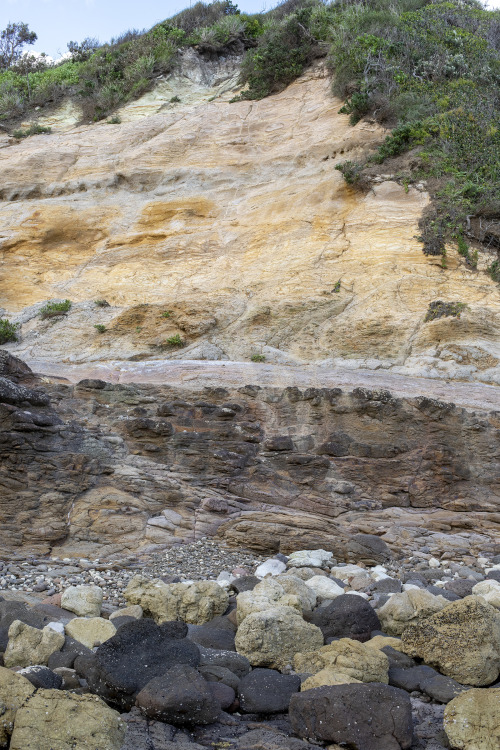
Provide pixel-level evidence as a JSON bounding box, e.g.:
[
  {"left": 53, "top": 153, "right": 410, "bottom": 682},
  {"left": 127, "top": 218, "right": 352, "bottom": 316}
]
[
  {"left": 39, "top": 299, "right": 72, "bottom": 319},
  {"left": 106, "top": 116, "right": 121, "bottom": 124},
  {"left": 251, "top": 353, "right": 265, "bottom": 362},
  {"left": 487, "top": 260, "right": 500, "bottom": 283},
  {"left": 95, "top": 299, "right": 110, "bottom": 307},
  {"left": 12, "top": 123, "right": 51, "bottom": 139},
  {"left": 0, "top": 318, "right": 19, "bottom": 344},
  {"left": 94, "top": 324, "right": 106, "bottom": 333},
  {"left": 161, "top": 310, "right": 172, "bottom": 318},
  {"left": 165, "top": 333, "right": 184, "bottom": 347},
  {"left": 170, "top": 95, "right": 180, "bottom": 103},
  {"left": 424, "top": 301, "right": 467, "bottom": 323},
  {"left": 332, "top": 280, "right": 341, "bottom": 293}
]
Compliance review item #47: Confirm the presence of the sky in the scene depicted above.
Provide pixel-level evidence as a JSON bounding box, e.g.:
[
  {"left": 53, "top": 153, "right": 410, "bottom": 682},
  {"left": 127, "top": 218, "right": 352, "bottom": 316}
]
[{"left": 1, "top": 0, "right": 500, "bottom": 60}]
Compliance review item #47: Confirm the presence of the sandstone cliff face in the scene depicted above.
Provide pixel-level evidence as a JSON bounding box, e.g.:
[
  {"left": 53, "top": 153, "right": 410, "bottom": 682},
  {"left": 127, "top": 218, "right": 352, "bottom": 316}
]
[
  {"left": 1, "top": 354, "right": 499, "bottom": 561},
  {"left": 0, "top": 58, "right": 499, "bottom": 384}
]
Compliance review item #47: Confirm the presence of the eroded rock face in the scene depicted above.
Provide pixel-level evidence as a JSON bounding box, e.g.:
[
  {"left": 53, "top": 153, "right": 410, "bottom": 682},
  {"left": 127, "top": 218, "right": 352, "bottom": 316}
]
[
  {"left": 444, "top": 688, "right": 500, "bottom": 750},
  {"left": 1, "top": 61, "right": 499, "bottom": 384},
  {"left": 401, "top": 596, "right": 500, "bottom": 686},
  {"left": 1, "top": 354, "right": 499, "bottom": 560}
]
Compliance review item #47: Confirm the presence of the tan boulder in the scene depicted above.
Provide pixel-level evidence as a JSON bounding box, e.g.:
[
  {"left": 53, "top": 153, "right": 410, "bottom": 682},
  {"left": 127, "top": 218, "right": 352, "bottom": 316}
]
[
  {"left": 234, "top": 606, "right": 324, "bottom": 669},
  {"left": 367, "top": 634, "right": 404, "bottom": 652},
  {"left": 301, "top": 669, "right": 362, "bottom": 690},
  {"left": 65, "top": 617, "right": 117, "bottom": 649},
  {"left": 444, "top": 688, "right": 500, "bottom": 750},
  {"left": 0, "top": 667, "right": 36, "bottom": 746},
  {"left": 9, "top": 691, "right": 125, "bottom": 750},
  {"left": 378, "top": 588, "right": 448, "bottom": 635},
  {"left": 109, "top": 604, "right": 143, "bottom": 621},
  {"left": 401, "top": 596, "right": 500, "bottom": 686},
  {"left": 4, "top": 621, "right": 65, "bottom": 669},
  {"left": 473, "top": 580, "right": 500, "bottom": 609},
  {"left": 60, "top": 585, "right": 103, "bottom": 617},
  {"left": 125, "top": 575, "right": 228, "bottom": 624},
  {"left": 293, "top": 638, "right": 389, "bottom": 684},
  {"left": 236, "top": 576, "right": 315, "bottom": 625}
]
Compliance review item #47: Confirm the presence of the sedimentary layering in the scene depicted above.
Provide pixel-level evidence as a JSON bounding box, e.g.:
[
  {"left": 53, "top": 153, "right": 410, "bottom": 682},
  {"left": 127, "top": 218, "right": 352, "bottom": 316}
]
[
  {"left": 0, "top": 57, "right": 499, "bottom": 382},
  {"left": 1, "top": 353, "right": 499, "bottom": 559}
]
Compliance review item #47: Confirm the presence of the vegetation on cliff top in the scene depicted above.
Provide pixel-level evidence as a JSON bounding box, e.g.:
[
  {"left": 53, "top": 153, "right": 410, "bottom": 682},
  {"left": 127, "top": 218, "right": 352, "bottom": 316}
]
[{"left": 1, "top": 0, "right": 499, "bottom": 260}]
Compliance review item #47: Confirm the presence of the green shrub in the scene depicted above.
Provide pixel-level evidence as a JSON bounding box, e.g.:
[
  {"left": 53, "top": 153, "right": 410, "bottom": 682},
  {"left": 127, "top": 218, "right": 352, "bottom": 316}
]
[
  {"left": 488, "top": 259, "right": 500, "bottom": 283},
  {"left": 0, "top": 318, "right": 19, "bottom": 344},
  {"left": 12, "top": 123, "right": 51, "bottom": 138},
  {"left": 106, "top": 115, "right": 121, "bottom": 124},
  {"left": 161, "top": 310, "right": 172, "bottom": 318},
  {"left": 330, "top": 0, "right": 500, "bottom": 259},
  {"left": 94, "top": 324, "right": 106, "bottom": 333},
  {"left": 332, "top": 280, "right": 341, "bottom": 293},
  {"left": 165, "top": 333, "right": 185, "bottom": 347},
  {"left": 424, "top": 300, "right": 467, "bottom": 322},
  {"left": 238, "top": 13, "right": 315, "bottom": 99},
  {"left": 39, "top": 299, "right": 72, "bottom": 319},
  {"left": 94, "top": 299, "right": 110, "bottom": 306},
  {"left": 251, "top": 353, "right": 266, "bottom": 362},
  {"left": 169, "top": 95, "right": 180, "bottom": 103}
]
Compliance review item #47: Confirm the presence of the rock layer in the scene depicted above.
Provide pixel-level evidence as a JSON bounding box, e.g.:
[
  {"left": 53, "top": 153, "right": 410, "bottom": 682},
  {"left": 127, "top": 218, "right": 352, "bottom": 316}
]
[
  {"left": 0, "top": 354, "right": 499, "bottom": 559},
  {"left": 0, "top": 60, "right": 498, "bottom": 383}
]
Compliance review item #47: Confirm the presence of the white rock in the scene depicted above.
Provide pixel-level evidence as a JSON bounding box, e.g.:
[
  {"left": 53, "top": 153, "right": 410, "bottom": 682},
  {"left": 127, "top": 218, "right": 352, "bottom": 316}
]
[
  {"left": 255, "top": 559, "right": 286, "bottom": 578},
  {"left": 330, "top": 565, "right": 367, "bottom": 581},
  {"left": 472, "top": 580, "right": 500, "bottom": 609},
  {"left": 402, "top": 583, "right": 421, "bottom": 591},
  {"left": 429, "top": 557, "right": 441, "bottom": 568},
  {"left": 61, "top": 585, "right": 103, "bottom": 617},
  {"left": 162, "top": 509, "right": 183, "bottom": 524},
  {"left": 216, "top": 572, "right": 235, "bottom": 589},
  {"left": 305, "top": 576, "right": 344, "bottom": 601},
  {"left": 287, "top": 550, "right": 334, "bottom": 569},
  {"left": 478, "top": 557, "right": 489, "bottom": 566},
  {"left": 46, "top": 622, "right": 65, "bottom": 635},
  {"left": 485, "top": 564, "right": 500, "bottom": 574},
  {"left": 370, "top": 565, "right": 390, "bottom": 581}
]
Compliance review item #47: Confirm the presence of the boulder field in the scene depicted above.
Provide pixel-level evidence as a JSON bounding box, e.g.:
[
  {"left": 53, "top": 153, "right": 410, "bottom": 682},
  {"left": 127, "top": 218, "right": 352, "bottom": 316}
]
[{"left": 2, "top": 548, "right": 500, "bottom": 749}]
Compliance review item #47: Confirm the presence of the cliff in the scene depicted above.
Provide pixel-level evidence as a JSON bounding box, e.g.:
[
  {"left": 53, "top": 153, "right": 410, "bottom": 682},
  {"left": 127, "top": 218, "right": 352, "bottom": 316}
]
[{"left": 0, "top": 56, "right": 499, "bottom": 384}]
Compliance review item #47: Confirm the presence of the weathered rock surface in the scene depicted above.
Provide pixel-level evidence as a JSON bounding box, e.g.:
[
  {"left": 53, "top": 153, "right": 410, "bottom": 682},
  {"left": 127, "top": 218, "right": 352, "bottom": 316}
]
[
  {"left": 4, "top": 620, "right": 65, "bottom": 668},
  {"left": 294, "top": 638, "right": 389, "bottom": 686},
  {"left": 9, "top": 690, "right": 125, "bottom": 750},
  {"left": 289, "top": 683, "right": 413, "bottom": 749},
  {"left": 0, "top": 667, "right": 36, "bottom": 746},
  {"left": 401, "top": 596, "right": 500, "bottom": 686},
  {"left": 306, "top": 594, "right": 380, "bottom": 642},
  {"left": 65, "top": 616, "right": 117, "bottom": 649},
  {"left": 238, "top": 668, "right": 301, "bottom": 713},
  {"left": 60, "top": 585, "right": 103, "bottom": 617},
  {"left": 378, "top": 589, "right": 448, "bottom": 636},
  {"left": 444, "top": 688, "right": 500, "bottom": 750},
  {"left": 124, "top": 576, "right": 228, "bottom": 624},
  {"left": 236, "top": 577, "right": 315, "bottom": 624},
  {"left": 1, "top": 352, "right": 500, "bottom": 560},
  {"left": 234, "top": 606, "right": 323, "bottom": 669}
]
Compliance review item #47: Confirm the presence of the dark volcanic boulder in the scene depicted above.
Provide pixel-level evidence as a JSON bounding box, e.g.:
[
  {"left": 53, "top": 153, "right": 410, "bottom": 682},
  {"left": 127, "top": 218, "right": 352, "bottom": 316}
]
[
  {"left": 188, "top": 624, "right": 236, "bottom": 651},
  {"left": 306, "top": 594, "right": 380, "bottom": 642},
  {"left": 231, "top": 576, "right": 261, "bottom": 594},
  {"left": 18, "top": 664, "right": 63, "bottom": 689},
  {"left": 238, "top": 668, "right": 301, "bottom": 713},
  {"left": 289, "top": 683, "right": 413, "bottom": 749},
  {"left": 87, "top": 618, "right": 200, "bottom": 710},
  {"left": 208, "top": 680, "right": 236, "bottom": 710},
  {"left": 198, "top": 647, "right": 251, "bottom": 678},
  {"left": 135, "top": 664, "right": 221, "bottom": 725},
  {"left": 0, "top": 600, "right": 49, "bottom": 650}
]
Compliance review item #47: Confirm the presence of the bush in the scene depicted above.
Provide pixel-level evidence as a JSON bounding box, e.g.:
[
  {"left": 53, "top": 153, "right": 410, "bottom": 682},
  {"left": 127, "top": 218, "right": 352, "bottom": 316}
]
[
  {"left": 39, "top": 299, "right": 72, "bottom": 319},
  {"left": 12, "top": 123, "right": 51, "bottom": 138},
  {"left": 165, "top": 333, "right": 185, "bottom": 347},
  {"left": 488, "top": 259, "right": 500, "bottom": 283},
  {"left": 424, "top": 300, "right": 467, "bottom": 322},
  {"left": 238, "top": 13, "right": 315, "bottom": 99},
  {"left": 0, "top": 318, "right": 19, "bottom": 344},
  {"left": 95, "top": 298, "right": 110, "bottom": 306},
  {"left": 331, "top": 0, "right": 500, "bottom": 258},
  {"left": 94, "top": 324, "right": 106, "bottom": 333},
  {"left": 251, "top": 353, "right": 266, "bottom": 362}
]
